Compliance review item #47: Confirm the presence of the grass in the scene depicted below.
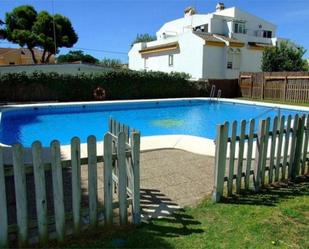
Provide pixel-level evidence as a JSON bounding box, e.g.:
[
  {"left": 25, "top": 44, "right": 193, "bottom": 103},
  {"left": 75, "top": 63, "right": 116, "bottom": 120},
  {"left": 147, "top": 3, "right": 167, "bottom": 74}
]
[
  {"left": 43, "top": 176, "right": 309, "bottom": 249},
  {"left": 238, "top": 97, "right": 309, "bottom": 107}
]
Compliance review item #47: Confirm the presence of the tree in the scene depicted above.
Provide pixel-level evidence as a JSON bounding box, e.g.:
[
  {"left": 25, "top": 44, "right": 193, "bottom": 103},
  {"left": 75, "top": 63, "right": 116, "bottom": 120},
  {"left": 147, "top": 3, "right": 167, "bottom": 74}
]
[
  {"left": 0, "top": 5, "right": 78, "bottom": 64},
  {"left": 261, "top": 41, "right": 307, "bottom": 72},
  {"left": 131, "top": 33, "right": 156, "bottom": 47},
  {"left": 0, "top": 19, "right": 5, "bottom": 39},
  {"left": 57, "top": 50, "right": 99, "bottom": 64},
  {"left": 2, "top": 5, "right": 39, "bottom": 63},
  {"left": 99, "top": 58, "right": 122, "bottom": 69}
]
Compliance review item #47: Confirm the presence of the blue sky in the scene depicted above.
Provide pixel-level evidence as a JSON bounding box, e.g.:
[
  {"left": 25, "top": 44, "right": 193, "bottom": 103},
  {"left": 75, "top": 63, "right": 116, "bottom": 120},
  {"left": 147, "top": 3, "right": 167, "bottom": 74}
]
[{"left": 1, "top": 0, "right": 309, "bottom": 63}]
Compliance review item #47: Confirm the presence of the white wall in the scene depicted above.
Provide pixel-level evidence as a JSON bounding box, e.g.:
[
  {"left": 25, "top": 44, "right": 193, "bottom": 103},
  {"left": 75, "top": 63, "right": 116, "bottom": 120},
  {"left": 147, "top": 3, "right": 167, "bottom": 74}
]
[
  {"left": 156, "top": 14, "right": 212, "bottom": 39},
  {"left": 240, "top": 48, "right": 263, "bottom": 72},
  {"left": 128, "top": 43, "right": 145, "bottom": 71},
  {"left": 128, "top": 32, "right": 205, "bottom": 79},
  {"left": 203, "top": 45, "right": 225, "bottom": 79}
]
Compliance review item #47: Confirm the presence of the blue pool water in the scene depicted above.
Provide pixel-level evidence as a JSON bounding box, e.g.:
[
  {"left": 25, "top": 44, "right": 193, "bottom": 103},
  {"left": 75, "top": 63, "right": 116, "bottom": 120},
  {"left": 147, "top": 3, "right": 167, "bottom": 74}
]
[{"left": 0, "top": 100, "right": 307, "bottom": 147}]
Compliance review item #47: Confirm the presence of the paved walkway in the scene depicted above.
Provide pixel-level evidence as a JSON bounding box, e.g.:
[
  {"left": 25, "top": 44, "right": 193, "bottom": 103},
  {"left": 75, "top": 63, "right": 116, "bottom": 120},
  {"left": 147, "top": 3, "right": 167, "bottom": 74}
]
[{"left": 139, "top": 149, "right": 215, "bottom": 219}]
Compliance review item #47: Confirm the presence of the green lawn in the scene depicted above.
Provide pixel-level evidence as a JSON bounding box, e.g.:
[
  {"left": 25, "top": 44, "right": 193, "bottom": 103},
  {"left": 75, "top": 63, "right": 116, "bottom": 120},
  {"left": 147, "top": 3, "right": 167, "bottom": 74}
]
[
  {"left": 45, "top": 176, "right": 309, "bottom": 249},
  {"left": 238, "top": 97, "right": 309, "bottom": 107}
]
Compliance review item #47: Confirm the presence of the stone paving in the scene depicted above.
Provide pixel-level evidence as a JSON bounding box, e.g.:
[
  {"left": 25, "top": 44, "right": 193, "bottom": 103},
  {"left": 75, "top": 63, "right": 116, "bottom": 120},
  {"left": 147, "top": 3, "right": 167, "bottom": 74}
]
[{"left": 139, "top": 149, "right": 215, "bottom": 219}]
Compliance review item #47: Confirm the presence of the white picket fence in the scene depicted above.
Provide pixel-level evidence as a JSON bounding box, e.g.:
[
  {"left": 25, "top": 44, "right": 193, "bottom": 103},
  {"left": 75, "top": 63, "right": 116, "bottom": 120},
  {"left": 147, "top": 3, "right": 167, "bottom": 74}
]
[
  {"left": 0, "top": 119, "right": 140, "bottom": 247},
  {"left": 213, "top": 113, "right": 309, "bottom": 202}
]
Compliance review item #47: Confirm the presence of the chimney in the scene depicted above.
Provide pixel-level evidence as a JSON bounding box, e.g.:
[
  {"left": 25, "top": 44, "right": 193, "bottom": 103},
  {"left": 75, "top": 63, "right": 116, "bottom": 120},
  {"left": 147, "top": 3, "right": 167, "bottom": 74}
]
[
  {"left": 216, "top": 2, "right": 225, "bottom": 11},
  {"left": 184, "top": 6, "right": 196, "bottom": 17}
]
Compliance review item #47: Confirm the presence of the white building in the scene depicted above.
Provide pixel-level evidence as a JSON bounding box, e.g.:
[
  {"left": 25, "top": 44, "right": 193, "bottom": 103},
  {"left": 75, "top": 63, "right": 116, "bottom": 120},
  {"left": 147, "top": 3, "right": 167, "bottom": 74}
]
[{"left": 129, "top": 3, "right": 282, "bottom": 80}]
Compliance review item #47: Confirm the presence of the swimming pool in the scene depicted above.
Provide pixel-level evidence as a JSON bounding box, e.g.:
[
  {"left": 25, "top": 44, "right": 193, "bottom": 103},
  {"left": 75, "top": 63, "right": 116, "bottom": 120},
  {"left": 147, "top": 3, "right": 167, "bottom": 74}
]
[{"left": 0, "top": 99, "right": 308, "bottom": 147}]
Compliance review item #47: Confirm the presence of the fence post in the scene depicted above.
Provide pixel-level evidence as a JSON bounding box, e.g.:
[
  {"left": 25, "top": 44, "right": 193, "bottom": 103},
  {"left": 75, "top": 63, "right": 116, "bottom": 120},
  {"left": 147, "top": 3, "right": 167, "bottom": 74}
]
[
  {"left": 275, "top": 116, "right": 285, "bottom": 181},
  {"left": 104, "top": 133, "right": 113, "bottom": 226},
  {"left": 250, "top": 75, "right": 253, "bottom": 98},
  {"left": 236, "top": 120, "right": 246, "bottom": 194},
  {"left": 117, "top": 132, "right": 127, "bottom": 225},
  {"left": 261, "top": 73, "right": 265, "bottom": 100},
  {"left": 131, "top": 132, "right": 141, "bottom": 224},
  {"left": 288, "top": 115, "right": 299, "bottom": 178},
  {"left": 291, "top": 115, "right": 305, "bottom": 179},
  {"left": 212, "top": 122, "right": 229, "bottom": 203},
  {"left": 227, "top": 121, "right": 237, "bottom": 196},
  {"left": 12, "top": 144, "right": 28, "bottom": 247},
  {"left": 32, "top": 141, "right": 48, "bottom": 244},
  {"left": 261, "top": 117, "right": 271, "bottom": 186},
  {"left": 269, "top": 116, "right": 278, "bottom": 184},
  {"left": 50, "top": 140, "right": 65, "bottom": 242},
  {"left": 254, "top": 119, "right": 266, "bottom": 192},
  {"left": 245, "top": 119, "right": 255, "bottom": 190},
  {"left": 302, "top": 115, "right": 309, "bottom": 175},
  {"left": 71, "top": 137, "right": 81, "bottom": 234},
  {"left": 87, "top": 136, "right": 98, "bottom": 227},
  {"left": 0, "top": 146, "right": 8, "bottom": 248},
  {"left": 283, "top": 76, "right": 288, "bottom": 101}
]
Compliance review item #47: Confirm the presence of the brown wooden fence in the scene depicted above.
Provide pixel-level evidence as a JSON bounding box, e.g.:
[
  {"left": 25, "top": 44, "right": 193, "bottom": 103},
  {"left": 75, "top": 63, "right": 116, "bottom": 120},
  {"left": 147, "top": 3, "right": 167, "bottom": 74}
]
[{"left": 239, "top": 72, "right": 309, "bottom": 103}]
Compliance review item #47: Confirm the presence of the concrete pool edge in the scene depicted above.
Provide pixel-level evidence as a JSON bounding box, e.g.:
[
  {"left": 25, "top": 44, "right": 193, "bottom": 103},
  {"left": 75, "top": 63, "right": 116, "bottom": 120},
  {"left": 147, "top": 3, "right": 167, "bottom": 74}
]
[{"left": 1, "top": 97, "right": 309, "bottom": 112}]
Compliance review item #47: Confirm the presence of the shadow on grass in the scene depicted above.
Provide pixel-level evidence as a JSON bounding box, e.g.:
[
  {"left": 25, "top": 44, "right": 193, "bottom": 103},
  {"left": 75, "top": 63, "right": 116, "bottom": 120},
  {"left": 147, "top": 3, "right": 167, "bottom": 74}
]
[
  {"left": 221, "top": 175, "right": 309, "bottom": 206},
  {"left": 140, "top": 188, "right": 204, "bottom": 237},
  {"left": 43, "top": 188, "right": 204, "bottom": 249}
]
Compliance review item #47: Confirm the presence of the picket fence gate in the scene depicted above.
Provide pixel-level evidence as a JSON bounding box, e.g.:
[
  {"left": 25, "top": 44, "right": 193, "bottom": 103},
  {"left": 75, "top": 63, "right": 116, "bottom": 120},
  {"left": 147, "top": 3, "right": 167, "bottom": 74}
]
[
  {"left": 213, "top": 113, "right": 309, "bottom": 202},
  {"left": 0, "top": 119, "right": 140, "bottom": 247}
]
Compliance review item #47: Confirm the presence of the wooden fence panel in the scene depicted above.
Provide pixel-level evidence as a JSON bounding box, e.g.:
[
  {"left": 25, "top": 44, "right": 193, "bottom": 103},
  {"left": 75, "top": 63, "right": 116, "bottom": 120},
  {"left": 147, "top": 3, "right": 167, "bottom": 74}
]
[
  {"left": 239, "top": 72, "right": 309, "bottom": 102},
  {"left": 254, "top": 120, "right": 266, "bottom": 191},
  {"left": 131, "top": 132, "right": 141, "bottom": 225},
  {"left": 117, "top": 132, "right": 127, "bottom": 225},
  {"left": 104, "top": 133, "right": 113, "bottom": 226},
  {"left": 212, "top": 122, "right": 229, "bottom": 202},
  {"left": 50, "top": 141, "right": 65, "bottom": 242},
  {"left": 245, "top": 119, "right": 255, "bottom": 190},
  {"left": 227, "top": 121, "right": 237, "bottom": 196},
  {"left": 288, "top": 115, "right": 299, "bottom": 178},
  {"left": 268, "top": 117, "right": 278, "bottom": 183},
  {"left": 0, "top": 119, "right": 141, "bottom": 245},
  {"left": 302, "top": 115, "right": 309, "bottom": 174},
  {"left": 71, "top": 137, "right": 81, "bottom": 233},
  {"left": 87, "top": 136, "right": 98, "bottom": 227},
  {"left": 236, "top": 120, "right": 246, "bottom": 193},
  {"left": 292, "top": 115, "right": 305, "bottom": 179},
  {"left": 12, "top": 144, "right": 28, "bottom": 246},
  {"left": 32, "top": 141, "right": 48, "bottom": 244},
  {"left": 0, "top": 146, "right": 8, "bottom": 247},
  {"left": 213, "top": 113, "right": 309, "bottom": 202},
  {"left": 282, "top": 115, "right": 292, "bottom": 180},
  {"left": 274, "top": 116, "right": 284, "bottom": 181}
]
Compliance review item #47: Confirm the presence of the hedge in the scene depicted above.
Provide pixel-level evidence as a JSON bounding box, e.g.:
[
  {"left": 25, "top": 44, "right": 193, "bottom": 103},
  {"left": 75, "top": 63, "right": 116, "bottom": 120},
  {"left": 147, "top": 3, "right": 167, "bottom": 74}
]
[{"left": 0, "top": 70, "right": 210, "bottom": 102}]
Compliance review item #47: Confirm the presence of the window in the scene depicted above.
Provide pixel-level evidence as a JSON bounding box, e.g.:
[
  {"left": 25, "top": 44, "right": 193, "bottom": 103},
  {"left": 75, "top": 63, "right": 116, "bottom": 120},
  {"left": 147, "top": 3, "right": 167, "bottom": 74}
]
[
  {"left": 9, "top": 62, "right": 15, "bottom": 65},
  {"left": 234, "top": 22, "right": 246, "bottom": 34},
  {"left": 193, "top": 24, "right": 208, "bottom": 33},
  {"left": 255, "top": 30, "right": 272, "bottom": 38},
  {"left": 263, "top": 30, "right": 272, "bottom": 38},
  {"left": 233, "top": 48, "right": 241, "bottom": 70},
  {"left": 168, "top": 54, "right": 174, "bottom": 67},
  {"left": 227, "top": 48, "right": 241, "bottom": 70},
  {"left": 227, "top": 48, "right": 233, "bottom": 69},
  {"left": 144, "top": 58, "right": 147, "bottom": 69}
]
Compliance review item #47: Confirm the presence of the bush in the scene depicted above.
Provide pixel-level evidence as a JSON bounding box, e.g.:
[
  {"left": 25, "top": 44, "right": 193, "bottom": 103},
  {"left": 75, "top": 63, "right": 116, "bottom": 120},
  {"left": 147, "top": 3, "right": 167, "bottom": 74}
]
[{"left": 0, "top": 70, "right": 209, "bottom": 102}]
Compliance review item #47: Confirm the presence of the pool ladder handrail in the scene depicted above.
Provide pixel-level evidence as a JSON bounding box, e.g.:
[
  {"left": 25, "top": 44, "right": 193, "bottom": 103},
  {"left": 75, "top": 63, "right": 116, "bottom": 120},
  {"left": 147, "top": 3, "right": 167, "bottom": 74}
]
[{"left": 210, "top": 85, "right": 221, "bottom": 102}]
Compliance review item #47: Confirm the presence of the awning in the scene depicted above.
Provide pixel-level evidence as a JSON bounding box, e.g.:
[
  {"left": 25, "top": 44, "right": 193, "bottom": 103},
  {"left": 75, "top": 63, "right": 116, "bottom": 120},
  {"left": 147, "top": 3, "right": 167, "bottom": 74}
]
[
  {"left": 139, "top": 42, "right": 179, "bottom": 55},
  {"left": 248, "top": 42, "right": 274, "bottom": 50}
]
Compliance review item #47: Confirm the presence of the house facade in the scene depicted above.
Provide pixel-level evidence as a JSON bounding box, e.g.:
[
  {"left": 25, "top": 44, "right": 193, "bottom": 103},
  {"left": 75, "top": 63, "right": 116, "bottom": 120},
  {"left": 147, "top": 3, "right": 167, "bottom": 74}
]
[
  {"left": 129, "top": 3, "right": 283, "bottom": 80},
  {"left": 0, "top": 48, "right": 55, "bottom": 65}
]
